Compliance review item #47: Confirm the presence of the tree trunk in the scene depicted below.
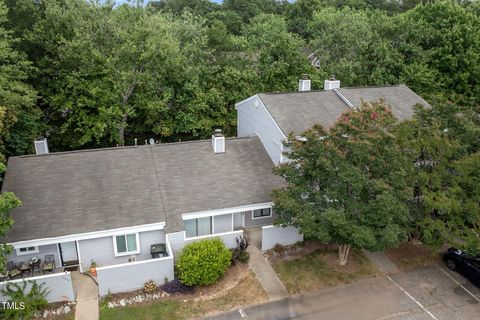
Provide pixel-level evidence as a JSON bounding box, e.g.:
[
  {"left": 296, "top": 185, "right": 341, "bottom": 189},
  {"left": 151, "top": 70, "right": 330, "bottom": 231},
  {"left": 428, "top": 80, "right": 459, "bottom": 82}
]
[
  {"left": 337, "top": 244, "right": 351, "bottom": 266},
  {"left": 118, "top": 113, "right": 128, "bottom": 147}
]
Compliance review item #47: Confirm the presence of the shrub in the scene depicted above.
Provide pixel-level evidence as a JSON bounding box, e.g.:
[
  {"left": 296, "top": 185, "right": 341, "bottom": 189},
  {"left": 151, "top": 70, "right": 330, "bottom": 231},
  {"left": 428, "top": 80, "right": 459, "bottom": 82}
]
[
  {"left": 176, "top": 238, "right": 232, "bottom": 286},
  {"left": 144, "top": 280, "right": 157, "bottom": 294},
  {"left": 231, "top": 235, "right": 250, "bottom": 264},
  {"left": 161, "top": 278, "right": 194, "bottom": 294},
  {"left": 0, "top": 280, "right": 49, "bottom": 320}
]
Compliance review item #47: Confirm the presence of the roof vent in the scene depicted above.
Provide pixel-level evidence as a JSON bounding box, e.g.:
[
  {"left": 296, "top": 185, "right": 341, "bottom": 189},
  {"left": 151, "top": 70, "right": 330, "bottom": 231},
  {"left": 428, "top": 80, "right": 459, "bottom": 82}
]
[
  {"left": 298, "top": 74, "right": 311, "bottom": 92},
  {"left": 34, "top": 138, "right": 49, "bottom": 155},
  {"left": 212, "top": 129, "right": 225, "bottom": 154},
  {"left": 324, "top": 76, "right": 340, "bottom": 90}
]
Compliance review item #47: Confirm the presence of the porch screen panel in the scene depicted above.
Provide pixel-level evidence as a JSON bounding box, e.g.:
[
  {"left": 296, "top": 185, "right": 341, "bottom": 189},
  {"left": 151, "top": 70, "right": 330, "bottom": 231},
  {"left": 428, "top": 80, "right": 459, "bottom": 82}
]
[
  {"left": 184, "top": 219, "right": 197, "bottom": 238},
  {"left": 197, "top": 217, "right": 211, "bottom": 236}
]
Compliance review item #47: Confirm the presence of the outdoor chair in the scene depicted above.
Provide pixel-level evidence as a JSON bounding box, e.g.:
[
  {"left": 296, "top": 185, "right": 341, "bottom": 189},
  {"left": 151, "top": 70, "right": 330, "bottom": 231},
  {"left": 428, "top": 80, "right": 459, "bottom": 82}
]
[
  {"left": 42, "top": 255, "right": 55, "bottom": 274},
  {"left": 6, "top": 261, "right": 22, "bottom": 279}
]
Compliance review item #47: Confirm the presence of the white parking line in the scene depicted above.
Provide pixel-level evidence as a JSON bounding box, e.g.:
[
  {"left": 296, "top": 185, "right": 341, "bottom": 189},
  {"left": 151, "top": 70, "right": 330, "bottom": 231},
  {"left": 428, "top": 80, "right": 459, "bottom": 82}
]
[
  {"left": 238, "top": 308, "right": 247, "bottom": 318},
  {"left": 439, "top": 267, "right": 480, "bottom": 303},
  {"left": 386, "top": 275, "right": 439, "bottom": 320}
]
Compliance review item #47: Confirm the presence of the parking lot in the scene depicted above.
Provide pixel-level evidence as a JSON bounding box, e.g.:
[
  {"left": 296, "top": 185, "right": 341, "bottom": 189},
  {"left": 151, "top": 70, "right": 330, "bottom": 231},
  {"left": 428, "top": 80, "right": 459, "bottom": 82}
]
[{"left": 205, "top": 266, "right": 480, "bottom": 320}]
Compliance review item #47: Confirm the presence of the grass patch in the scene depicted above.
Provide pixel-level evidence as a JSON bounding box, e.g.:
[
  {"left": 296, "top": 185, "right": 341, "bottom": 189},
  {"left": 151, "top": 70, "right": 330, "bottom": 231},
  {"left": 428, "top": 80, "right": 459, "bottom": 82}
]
[
  {"left": 271, "top": 246, "right": 379, "bottom": 294},
  {"left": 385, "top": 243, "right": 442, "bottom": 271},
  {"left": 99, "top": 271, "right": 267, "bottom": 320}
]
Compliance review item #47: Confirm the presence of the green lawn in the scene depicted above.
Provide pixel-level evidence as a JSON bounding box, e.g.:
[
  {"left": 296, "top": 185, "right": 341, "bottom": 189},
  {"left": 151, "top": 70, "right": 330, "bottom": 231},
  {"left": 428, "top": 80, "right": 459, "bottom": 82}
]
[
  {"left": 100, "top": 300, "right": 182, "bottom": 320},
  {"left": 271, "top": 247, "right": 379, "bottom": 294}
]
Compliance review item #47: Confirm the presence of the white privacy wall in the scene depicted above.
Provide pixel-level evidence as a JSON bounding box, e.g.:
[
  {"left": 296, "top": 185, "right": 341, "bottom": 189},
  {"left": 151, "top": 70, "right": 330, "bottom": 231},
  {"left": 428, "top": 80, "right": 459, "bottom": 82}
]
[
  {"left": 261, "top": 226, "right": 304, "bottom": 251},
  {"left": 96, "top": 255, "right": 174, "bottom": 296},
  {"left": 0, "top": 272, "right": 75, "bottom": 303}
]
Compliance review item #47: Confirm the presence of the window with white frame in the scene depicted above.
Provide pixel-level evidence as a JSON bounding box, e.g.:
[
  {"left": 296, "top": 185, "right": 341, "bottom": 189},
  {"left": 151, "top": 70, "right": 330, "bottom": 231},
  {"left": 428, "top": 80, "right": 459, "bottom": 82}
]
[
  {"left": 252, "top": 208, "right": 272, "bottom": 219},
  {"left": 16, "top": 246, "right": 39, "bottom": 256},
  {"left": 184, "top": 217, "right": 212, "bottom": 238},
  {"left": 113, "top": 233, "right": 140, "bottom": 256}
]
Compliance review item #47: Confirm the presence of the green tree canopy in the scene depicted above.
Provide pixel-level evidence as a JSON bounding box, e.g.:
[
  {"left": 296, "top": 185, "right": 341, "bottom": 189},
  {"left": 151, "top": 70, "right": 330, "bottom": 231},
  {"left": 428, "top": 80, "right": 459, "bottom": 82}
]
[{"left": 273, "top": 101, "right": 410, "bottom": 265}]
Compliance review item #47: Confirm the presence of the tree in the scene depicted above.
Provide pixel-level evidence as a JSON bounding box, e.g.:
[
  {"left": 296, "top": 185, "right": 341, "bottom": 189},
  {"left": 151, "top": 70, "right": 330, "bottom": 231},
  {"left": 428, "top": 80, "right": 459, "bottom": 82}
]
[
  {"left": 273, "top": 101, "right": 410, "bottom": 265},
  {"left": 243, "top": 14, "right": 315, "bottom": 92},
  {"left": 176, "top": 238, "right": 232, "bottom": 286},
  {"left": 395, "top": 102, "right": 480, "bottom": 249},
  {"left": 0, "top": 1, "right": 40, "bottom": 159}
]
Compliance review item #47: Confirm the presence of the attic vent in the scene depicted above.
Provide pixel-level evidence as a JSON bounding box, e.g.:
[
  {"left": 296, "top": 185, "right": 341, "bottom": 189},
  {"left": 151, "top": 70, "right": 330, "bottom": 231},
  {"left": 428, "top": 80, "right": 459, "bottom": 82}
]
[
  {"left": 34, "top": 138, "right": 49, "bottom": 155},
  {"left": 212, "top": 129, "right": 225, "bottom": 154}
]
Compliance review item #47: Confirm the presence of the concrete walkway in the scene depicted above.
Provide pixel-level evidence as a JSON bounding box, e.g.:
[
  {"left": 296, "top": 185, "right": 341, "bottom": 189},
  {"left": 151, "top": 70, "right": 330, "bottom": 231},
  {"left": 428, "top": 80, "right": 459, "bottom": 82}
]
[
  {"left": 72, "top": 271, "right": 99, "bottom": 320},
  {"left": 247, "top": 244, "right": 288, "bottom": 300},
  {"left": 362, "top": 249, "right": 400, "bottom": 274}
]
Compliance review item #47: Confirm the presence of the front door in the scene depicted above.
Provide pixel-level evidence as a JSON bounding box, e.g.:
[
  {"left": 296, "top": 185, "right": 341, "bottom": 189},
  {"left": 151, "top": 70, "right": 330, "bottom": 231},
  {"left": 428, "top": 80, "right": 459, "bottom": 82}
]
[{"left": 58, "top": 242, "right": 78, "bottom": 266}]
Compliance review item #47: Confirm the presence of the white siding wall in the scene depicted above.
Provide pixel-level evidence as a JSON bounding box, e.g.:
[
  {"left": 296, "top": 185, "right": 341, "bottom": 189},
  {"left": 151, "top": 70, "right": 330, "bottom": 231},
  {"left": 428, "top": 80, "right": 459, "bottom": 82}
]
[
  {"left": 166, "top": 231, "right": 186, "bottom": 257},
  {"left": 236, "top": 96, "right": 286, "bottom": 164},
  {"left": 7, "top": 244, "right": 61, "bottom": 268},
  {"left": 78, "top": 229, "right": 165, "bottom": 270},
  {"left": 213, "top": 213, "right": 233, "bottom": 234},
  {"left": 0, "top": 272, "right": 75, "bottom": 303},
  {"left": 244, "top": 210, "right": 277, "bottom": 227},
  {"left": 261, "top": 226, "right": 304, "bottom": 251}
]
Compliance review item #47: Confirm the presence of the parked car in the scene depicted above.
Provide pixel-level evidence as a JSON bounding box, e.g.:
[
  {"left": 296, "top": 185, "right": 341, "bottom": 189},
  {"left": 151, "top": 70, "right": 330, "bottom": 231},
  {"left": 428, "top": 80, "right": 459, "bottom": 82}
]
[{"left": 443, "top": 247, "right": 480, "bottom": 287}]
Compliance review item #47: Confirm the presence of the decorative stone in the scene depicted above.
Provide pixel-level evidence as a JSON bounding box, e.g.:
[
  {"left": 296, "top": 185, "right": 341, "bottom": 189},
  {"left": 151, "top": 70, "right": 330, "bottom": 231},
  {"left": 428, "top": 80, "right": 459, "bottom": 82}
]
[
  {"left": 43, "top": 310, "right": 49, "bottom": 318},
  {"left": 51, "top": 310, "right": 56, "bottom": 315},
  {"left": 64, "top": 305, "right": 71, "bottom": 314},
  {"left": 70, "top": 301, "right": 76, "bottom": 305},
  {"left": 120, "top": 299, "right": 126, "bottom": 307},
  {"left": 108, "top": 302, "right": 115, "bottom": 308},
  {"left": 57, "top": 307, "right": 63, "bottom": 315},
  {"left": 138, "top": 295, "right": 144, "bottom": 302}
]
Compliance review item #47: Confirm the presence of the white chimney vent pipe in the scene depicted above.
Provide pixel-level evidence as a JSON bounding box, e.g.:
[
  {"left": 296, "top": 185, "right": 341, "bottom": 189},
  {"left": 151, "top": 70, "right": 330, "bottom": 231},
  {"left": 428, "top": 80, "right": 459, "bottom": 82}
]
[
  {"left": 298, "top": 74, "right": 311, "bottom": 92},
  {"left": 212, "top": 129, "right": 225, "bottom": 154},
  {"left": 324, "top": 76, "right": 340, "bottom": 90},
  {"left": 34, "top": 138, "right": 49, "bottom": 155}
]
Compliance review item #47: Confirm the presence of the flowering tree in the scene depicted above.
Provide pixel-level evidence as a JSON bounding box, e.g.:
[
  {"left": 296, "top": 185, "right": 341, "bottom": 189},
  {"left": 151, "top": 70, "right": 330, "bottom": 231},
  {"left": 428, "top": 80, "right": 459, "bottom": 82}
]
[{"left": 272, "top": 101, "right": 411, "bottom": 265}]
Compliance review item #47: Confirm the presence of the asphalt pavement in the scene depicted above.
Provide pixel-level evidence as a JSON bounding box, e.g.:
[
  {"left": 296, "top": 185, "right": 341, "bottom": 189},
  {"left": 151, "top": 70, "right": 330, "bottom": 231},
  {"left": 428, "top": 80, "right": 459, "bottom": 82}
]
[{"left": 202, "top": 266, "right": 480, "bottom": 320}]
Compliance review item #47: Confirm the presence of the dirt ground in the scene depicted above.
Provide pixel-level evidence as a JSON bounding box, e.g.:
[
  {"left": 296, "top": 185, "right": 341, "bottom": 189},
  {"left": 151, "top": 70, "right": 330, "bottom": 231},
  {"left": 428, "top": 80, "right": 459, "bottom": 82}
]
[{"left": 385, "top": 243, "right": 444, "bottom": 271}]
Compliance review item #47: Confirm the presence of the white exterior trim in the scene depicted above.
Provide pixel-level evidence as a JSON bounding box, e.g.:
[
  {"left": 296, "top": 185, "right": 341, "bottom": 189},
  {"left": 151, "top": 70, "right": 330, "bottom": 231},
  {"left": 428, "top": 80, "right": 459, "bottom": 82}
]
[
  {"left": 15, "top": 246, "right": 39, "bottom": 256},
  {"left": 75, "top": 240, "right": 83, "bottom": 273},
  {"left": 1, "top": 271, "right": 71, "bottom": 285},
  {"left": 251, "top": 207, "right": 273, "bottom": 220},
  {"left": 182, "top": 202, "right": 274, "bottom": 220},
  {"left": 112, "top": 233, "right": 141, "bottom": 257},
  {"left": 9, "top": 222, "right": 166, "bottom": 249}
]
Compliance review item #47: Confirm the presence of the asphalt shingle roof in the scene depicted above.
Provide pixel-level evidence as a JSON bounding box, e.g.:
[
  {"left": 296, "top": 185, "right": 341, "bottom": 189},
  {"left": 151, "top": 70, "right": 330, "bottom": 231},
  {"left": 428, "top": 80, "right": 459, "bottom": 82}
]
[
  {"left": 2, "top": 137, "right": 284, "bottom": 242},
  {"left": 258, "top": 85, "right": 430, "bottom": 136}
]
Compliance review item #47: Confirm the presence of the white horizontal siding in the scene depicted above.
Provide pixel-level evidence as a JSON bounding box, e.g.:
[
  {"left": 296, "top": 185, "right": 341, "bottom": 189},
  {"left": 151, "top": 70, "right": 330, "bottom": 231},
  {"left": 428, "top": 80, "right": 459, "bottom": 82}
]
[
  {"left": 236, "top": 97, "right": 285, "bottom": 164},
  {"left": 78, "top": 229, "right": 165, "bottom": 270}
]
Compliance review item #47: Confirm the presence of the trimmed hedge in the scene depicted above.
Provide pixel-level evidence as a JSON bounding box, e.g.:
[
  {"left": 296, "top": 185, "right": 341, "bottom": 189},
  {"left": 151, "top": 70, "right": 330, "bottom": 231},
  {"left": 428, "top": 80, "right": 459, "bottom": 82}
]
[{"left": 176, "top": 238, "right": 232, "bottom": 286}]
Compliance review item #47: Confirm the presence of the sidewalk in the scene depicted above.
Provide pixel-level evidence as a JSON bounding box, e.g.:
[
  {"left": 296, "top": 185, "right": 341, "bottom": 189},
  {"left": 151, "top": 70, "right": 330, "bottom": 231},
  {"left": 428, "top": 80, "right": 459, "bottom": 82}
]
[
  {"left": 72, "top": 271, "right": 99, "bottom": 320},
  {"left": 362, "top": 249, "right": 399, "bottom": 274},
  {"left": 247, "top": 244, "right": 288, "bottom": 300}
]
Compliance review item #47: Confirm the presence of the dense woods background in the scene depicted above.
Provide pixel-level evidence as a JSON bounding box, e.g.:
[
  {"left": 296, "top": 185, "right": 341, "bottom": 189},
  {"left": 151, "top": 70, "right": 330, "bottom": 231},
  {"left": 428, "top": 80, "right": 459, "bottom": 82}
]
[{"left": 0, "top": 0, "right": 478, "bottom": 160}]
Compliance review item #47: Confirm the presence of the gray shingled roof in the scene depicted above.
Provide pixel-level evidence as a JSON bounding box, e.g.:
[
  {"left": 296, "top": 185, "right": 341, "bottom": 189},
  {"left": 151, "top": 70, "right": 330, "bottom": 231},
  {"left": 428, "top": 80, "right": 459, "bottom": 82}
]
[
  {"left": 2, "top": 137, "right": 284, "bottom": 242},
  {"left": 258, "top": 85, "right": 430, "bottom": 136}
]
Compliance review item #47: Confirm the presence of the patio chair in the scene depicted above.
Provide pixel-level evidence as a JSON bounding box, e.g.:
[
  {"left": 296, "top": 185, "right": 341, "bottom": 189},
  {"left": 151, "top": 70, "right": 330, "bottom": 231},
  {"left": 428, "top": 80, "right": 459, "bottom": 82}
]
[
  {"left": 6, "top": 261, "right": 22, "bottom": 279},
  {"left": 42, "top": 255, "right": 55, "bottom": 274}
]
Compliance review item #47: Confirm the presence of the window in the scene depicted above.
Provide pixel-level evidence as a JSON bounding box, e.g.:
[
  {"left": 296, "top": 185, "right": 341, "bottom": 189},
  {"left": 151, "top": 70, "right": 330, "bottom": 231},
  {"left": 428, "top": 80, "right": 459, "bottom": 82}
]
[
  {"left": 184, "top": 217, "right": 212, "bottom": 238},
  {"left": 252, "top": 208, "right": 272, "bottom": 219},
  {"left": 16, "top": 246, "right": 39, "bottom": 256},
  {"left": 113, "top": 233, "right": 140, "bottom": 256}
]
